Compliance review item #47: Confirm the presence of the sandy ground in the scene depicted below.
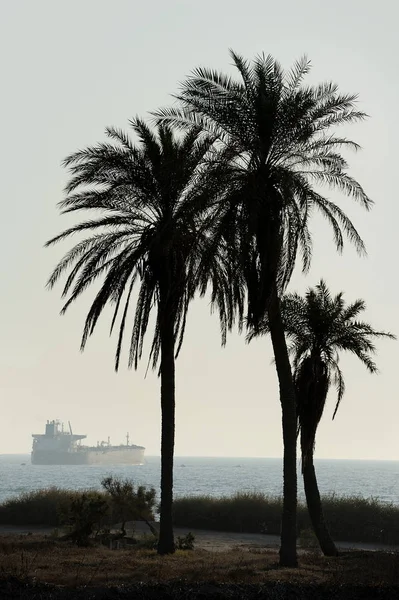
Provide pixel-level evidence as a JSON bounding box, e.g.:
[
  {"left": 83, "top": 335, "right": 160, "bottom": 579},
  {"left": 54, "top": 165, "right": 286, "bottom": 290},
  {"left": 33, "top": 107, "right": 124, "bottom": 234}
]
[{"left": 0, "top": 521, "right": 398, "bottom": 553}]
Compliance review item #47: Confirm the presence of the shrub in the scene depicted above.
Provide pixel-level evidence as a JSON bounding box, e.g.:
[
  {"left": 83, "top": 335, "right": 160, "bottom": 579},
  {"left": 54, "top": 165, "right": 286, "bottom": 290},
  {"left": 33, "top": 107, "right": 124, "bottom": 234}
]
[
  {"left": 321, "top": 494, "right": 399, "bottom": 545},
  {"left": 1, "top": 486, "right": 399, "bottom": 546},
  {"left": 0, "top": 478, "right": 156, "bottom": 537},
  {"left": 176, "top": 531, "right": 195, "bottom": 550},
  {"left": 0, "top": 488, "right": 83, "bottom": 527},
  {"left": 172, "top": 492, "right": 283, "bottom": 534},
  {"left": 173, "top": 493, "right": 399, "bottom": 545},
  {"left": 59, "top": 492, "right": 109, "bottom": 546},
  {"left": 100, "top": 476, "right": 156, "bottom": 536}
]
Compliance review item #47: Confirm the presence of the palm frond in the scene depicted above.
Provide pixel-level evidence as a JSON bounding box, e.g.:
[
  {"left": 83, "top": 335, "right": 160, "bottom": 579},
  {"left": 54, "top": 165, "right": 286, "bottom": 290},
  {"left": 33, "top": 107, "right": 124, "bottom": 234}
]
[
  {"left": 47, "top": 117, "right": 238, "bottom": 374},
  {"left": 284, "top": 55, "right": 311, "bottom": 94}
]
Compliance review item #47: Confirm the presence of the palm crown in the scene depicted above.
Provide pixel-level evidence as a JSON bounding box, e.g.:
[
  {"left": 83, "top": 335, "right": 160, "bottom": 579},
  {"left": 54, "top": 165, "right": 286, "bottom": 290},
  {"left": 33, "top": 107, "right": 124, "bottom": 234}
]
[
  {"left": 156, "top": 51, "right": 372, "bottom": 324},
  {"left": 46, "top": 119, "right": 230, "bottom": 369},
  {"left": 249, "top": 280, "right": 395, "bottom": 465},
  {"left": 154, "top": 51, "right": 375, "bottom": 564},
  {"left": 46, "top": 119, "right": 240, "bottom": 555},
  {"left": 281, "top": 280, "right": 395, "bottom": 418}
]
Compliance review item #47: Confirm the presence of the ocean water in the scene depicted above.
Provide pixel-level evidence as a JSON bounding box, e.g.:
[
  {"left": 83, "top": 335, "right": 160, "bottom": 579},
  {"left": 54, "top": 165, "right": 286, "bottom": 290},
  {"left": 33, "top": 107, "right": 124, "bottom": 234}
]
[{"left": 0, "top": 455, "right": 398, "bottom": 505}]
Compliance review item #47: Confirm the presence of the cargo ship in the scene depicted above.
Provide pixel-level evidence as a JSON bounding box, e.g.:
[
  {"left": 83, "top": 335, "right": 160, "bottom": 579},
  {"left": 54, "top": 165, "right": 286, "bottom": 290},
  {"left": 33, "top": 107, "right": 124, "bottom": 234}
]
[{"left": 31, "top": 420, "right": 145, "bottom": 465}]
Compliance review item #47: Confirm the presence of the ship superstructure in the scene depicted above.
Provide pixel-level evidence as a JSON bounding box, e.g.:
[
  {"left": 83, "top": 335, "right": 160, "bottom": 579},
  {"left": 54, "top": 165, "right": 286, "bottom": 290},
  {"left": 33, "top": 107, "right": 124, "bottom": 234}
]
[{"left": 31, "top": 420, "right": 145, "bottom": 465}]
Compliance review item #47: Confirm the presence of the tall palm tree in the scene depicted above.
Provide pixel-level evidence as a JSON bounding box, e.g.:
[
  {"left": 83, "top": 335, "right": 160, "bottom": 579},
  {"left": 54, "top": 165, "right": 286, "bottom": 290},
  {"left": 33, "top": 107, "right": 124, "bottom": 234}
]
[
  {"left": 250, "top": 280, "right": 395, "bottom": 555},
  {"left": 45, "top": 119, "right": 233, "bottom": 554},
  {"left": 155, "top": 51, "right": 371, "bottom": 565}
]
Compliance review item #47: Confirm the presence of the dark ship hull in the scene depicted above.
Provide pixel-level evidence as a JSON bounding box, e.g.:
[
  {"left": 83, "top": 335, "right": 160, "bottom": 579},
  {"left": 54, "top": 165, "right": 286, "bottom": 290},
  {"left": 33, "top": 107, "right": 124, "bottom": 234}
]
[{"left": 31, "top": 446, "right": 145, "bottom": 465}]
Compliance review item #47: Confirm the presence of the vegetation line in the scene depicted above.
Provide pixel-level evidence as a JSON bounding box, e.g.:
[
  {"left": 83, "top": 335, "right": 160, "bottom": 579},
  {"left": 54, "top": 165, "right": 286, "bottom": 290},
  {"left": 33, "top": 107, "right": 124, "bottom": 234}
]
[{"left": 1, "top": 488, "right": 398, "bottom": 546}]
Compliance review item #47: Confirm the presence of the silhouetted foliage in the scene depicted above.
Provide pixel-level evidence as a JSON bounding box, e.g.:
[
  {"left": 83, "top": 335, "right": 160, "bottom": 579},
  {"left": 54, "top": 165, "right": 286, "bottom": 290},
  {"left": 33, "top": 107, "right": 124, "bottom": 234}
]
[
  {"left": 46, "top": 121, "right": 231, "bottom": 555},
  {"left": 47, "top": 48, "right": 373, "bottom": 566},
  {"left": 176, "top": 531, "right": 195, "bottom": 550},
  {"left": 59, "top": 492, "right": 109, "bottom": 546},
  {"left": 101, "top": 476, "right": 156, "bottom": 537},
  {"left": 173, "top": 493, "right": 399, "bottom": 545},
  {"left": 249, "top": 280, "right": 395, "bottom": 555},
  {"left": 156, "top": 50, "right": 371, "bottom": 566}
]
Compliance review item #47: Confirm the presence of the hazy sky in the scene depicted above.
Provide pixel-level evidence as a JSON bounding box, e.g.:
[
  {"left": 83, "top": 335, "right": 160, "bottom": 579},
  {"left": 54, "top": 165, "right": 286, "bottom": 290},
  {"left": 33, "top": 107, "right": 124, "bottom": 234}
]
[{"left": 1, "top": 0, "right": 398, "bottom": 459}]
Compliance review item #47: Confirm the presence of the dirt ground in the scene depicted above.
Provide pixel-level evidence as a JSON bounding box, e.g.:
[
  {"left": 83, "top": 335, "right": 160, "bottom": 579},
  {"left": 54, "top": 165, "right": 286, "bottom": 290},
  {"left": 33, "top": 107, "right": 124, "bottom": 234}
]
[
  {"left": 0, "top": 528, "right": 398, "bottom": 598},
  {"left": 0, "top": 521, "right": 397, "bottom": 553}
]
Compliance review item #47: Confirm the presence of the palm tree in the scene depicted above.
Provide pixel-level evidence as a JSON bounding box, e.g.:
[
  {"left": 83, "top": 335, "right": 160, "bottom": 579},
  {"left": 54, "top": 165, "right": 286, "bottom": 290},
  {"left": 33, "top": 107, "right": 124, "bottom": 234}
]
[
  {"left": 250, "top": 280, "right": 395, "bottom": 555},
  {"left": 45, "top": 120, "right": 233, "bottom": 554},
  {"left": 155, "top": 51, "right": 371, "bottom": 565}
]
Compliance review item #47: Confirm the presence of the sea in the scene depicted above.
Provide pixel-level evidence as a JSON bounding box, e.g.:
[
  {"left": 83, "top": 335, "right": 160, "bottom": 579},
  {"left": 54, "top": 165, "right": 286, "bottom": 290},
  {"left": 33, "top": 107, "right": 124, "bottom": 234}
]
[{"left": 0, "top": 455, "right": 398, "bottom": 505}]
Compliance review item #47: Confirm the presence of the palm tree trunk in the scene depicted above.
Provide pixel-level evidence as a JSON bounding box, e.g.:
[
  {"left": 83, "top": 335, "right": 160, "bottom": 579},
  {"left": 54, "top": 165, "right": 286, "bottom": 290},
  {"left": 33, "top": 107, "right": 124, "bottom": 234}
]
[
  {"left": 157, "top": 293, "right": 176, "bottom": 555},
  {"left": 302, "top": 452, "right": 338, "bottom": 556},
  {"left": 267, "top": 287, "right": 298, "bottom": 567}
]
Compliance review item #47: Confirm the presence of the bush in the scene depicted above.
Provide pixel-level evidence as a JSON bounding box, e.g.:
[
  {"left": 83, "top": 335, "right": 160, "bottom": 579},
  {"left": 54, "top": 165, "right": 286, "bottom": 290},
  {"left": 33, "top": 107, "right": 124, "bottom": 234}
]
[
  {"left": 101, "top": 476, "right": 156, "bottom": 536},
  {"left": 173, "top": 493, "right": 399, "bottom": 545},
  {"left": 321, "top": 494, "right": 399, "bottom": 545},
  {"left": 173, "top": 492, "right": 283, "bottom": 534},
  {"left": 176, "top": 532, "right": 195, "bottom": 550},
  {"left": 0, "top": 478, "right": 156, "bottom": 537},
  {"left": 59, "top": 492, "right": 109, "bottom": 546},
  {"left": 1, "top": 486, "right": 399, "bottom": 546},
  {"left": 0, "top": 488, "right": 87, "bottom": 527}
]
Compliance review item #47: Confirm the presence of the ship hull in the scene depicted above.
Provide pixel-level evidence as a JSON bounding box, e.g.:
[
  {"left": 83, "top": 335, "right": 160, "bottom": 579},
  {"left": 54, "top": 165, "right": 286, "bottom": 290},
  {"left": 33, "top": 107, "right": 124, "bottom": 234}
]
[{"left": 31, "top": 447, "right": 145, "bottom": 466}]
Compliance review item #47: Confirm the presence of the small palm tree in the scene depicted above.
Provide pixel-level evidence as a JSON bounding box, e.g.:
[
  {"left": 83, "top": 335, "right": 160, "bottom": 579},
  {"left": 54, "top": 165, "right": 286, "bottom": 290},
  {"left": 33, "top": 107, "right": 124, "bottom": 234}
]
[
  {"left": 250, "top": 280, "right": 395, "bottom": 555},
  {"left": 45, "top": 120, "right": 232, "bottom": 554},
  {"left": 155, "top": 51, "right": 371, "bottom": 565}
]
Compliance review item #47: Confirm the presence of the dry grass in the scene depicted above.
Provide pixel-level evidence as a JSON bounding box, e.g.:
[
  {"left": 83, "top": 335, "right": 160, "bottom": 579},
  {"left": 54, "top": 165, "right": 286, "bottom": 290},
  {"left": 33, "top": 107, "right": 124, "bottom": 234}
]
[{"left": 0, "top": 534, "right": 398, "bottom": 588}]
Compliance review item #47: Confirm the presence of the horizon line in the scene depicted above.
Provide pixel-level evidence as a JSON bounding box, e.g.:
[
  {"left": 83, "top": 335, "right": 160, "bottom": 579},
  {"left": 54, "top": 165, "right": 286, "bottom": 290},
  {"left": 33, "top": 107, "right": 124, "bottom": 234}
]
[{"left": 1, "top": 453, "right": 398, "bottom": 462}]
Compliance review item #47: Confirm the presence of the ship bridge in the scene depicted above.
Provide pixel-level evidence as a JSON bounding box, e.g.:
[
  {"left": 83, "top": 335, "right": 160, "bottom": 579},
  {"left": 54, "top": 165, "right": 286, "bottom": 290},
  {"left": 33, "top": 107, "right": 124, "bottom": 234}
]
[{"left": 32, "top": 420, "right": 86, "bottom": 443}]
